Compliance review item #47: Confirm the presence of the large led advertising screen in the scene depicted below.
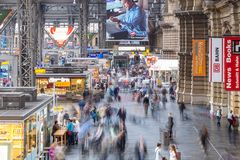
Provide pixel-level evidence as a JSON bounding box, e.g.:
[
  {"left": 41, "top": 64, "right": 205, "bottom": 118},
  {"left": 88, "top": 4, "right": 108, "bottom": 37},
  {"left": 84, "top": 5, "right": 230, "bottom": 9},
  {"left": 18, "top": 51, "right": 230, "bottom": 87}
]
[{"left": 106, "top": 0, "right": 148, "bottom": 41}]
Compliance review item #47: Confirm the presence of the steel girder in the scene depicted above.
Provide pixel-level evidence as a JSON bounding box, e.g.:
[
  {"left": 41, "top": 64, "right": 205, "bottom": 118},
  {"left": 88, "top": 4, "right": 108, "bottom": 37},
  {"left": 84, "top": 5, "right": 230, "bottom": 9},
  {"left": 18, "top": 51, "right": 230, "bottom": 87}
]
[
  {"left": 97, "top": 0, "right": 106, "bottom": 49},
  {"left": 79, "top": 0, "right": 88, "bottom": 57},
  {"left": 17, "top": 0, "right": 37, "bottom": 86}
]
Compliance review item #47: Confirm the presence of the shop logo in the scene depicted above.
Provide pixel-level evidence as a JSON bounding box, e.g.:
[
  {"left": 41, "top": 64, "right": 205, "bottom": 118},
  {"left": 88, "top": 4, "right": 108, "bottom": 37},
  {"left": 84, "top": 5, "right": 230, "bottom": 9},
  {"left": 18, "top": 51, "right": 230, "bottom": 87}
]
[
  {"left": 213, "top": 63, "right": 220, "bottom": 73},
  {"left": 232, "top": 40, "right": 240, "bottom": 54}
]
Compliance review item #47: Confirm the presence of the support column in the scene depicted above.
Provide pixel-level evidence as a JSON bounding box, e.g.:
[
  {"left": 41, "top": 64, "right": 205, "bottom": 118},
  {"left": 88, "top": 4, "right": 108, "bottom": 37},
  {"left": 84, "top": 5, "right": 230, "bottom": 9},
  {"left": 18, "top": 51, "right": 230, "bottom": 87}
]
[
  {"left": 98, "top": 0, "right": 106, "bottom": 49},
  {"left": 190, "top": 14, "right": 209, "bottom": 105},
  {"left": 177, "top": 53, "right": 185, "bottom": 102},
  {"left": 37, "top": 2, "right": 44, "bottom": 63},
  {"left": 79, "top": 0, "right": 88, "bottom": 57},
  {"left": 18, "top": 0, "right": 37, "bottom": 86}
]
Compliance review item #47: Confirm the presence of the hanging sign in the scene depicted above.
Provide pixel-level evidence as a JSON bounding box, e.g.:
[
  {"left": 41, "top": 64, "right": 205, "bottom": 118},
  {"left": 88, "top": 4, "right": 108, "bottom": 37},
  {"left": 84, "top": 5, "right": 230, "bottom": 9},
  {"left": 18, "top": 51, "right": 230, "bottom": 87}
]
[
  {"left": 209, "top": 38, "right": 223, "bottom": 82},
  {"left": 223, "top": 36, "right": 240, "bottom": 91},
  {"left": 192, "top": 39, "right": 207, "bottom": 76},
  {"left": 46, "top": 26, "right": 74, "bottom": 48}
]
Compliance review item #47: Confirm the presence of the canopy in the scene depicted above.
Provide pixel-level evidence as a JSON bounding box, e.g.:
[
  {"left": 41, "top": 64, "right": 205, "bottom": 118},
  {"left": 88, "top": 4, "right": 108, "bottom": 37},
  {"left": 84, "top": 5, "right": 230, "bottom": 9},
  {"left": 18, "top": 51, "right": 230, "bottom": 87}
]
[{"left": 150, "top": 59, "right": 179, "bottom": 71}]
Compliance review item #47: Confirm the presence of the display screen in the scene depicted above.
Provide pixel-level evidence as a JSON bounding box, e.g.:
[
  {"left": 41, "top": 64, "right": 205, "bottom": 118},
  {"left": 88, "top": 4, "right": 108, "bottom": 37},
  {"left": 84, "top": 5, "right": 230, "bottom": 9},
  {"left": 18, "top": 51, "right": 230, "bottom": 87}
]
[{"left": 106, "top": 0, "right": 148, "bottom": 41}]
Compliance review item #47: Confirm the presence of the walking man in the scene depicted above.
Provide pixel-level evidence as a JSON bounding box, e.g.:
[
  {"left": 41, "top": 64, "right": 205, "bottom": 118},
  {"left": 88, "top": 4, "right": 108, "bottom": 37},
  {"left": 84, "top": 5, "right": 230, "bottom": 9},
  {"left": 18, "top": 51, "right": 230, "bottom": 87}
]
[
  {"left": 179, "top": 102, "right": 186, "bottom": 120},
  {"left": 228, "top": 110, "right": 233, "bottom": 130},
  {"left": 167, "top": 113, "right": 174, "bottom": 139},
  {"left": 216, "top": 107, "right": 222, "bottom": 127}
]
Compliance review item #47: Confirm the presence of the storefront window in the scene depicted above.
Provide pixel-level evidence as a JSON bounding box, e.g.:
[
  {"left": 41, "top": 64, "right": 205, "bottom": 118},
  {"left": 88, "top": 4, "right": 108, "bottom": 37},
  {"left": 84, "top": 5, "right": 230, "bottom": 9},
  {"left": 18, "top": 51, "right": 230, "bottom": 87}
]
[
  {"left": 25, "top": 116, "right": 36, "bottom": 156},
  {"left": 71, "top": 78, "right": 85, "bottom": 94}
]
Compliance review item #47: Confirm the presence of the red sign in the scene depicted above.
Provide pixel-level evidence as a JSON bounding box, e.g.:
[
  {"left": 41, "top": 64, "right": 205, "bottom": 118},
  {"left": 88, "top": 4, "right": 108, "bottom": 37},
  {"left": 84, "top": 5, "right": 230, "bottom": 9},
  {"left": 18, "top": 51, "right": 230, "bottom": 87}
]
[
  {"left": 224, "top": 37, "right": 240, "bottom": 91},
  {"left": 46, "top": 26, "right": 74, "bottom": 48}
]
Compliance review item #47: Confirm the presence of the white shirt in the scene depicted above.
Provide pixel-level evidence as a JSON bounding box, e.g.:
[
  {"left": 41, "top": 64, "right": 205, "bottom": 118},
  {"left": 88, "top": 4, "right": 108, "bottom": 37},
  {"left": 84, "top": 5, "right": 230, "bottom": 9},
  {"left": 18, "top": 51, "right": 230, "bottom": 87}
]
[
  {"left": 169, "top": 150, "right": 177, "bottom": 160},
  {"left": 228, "top": 113, "right": 233, "bottom": 120},
  {"left": 216, "top": 109, "right": 221, "bottom": 117},
  {"left": 73, "top": 121, "right": 80, "bottom": 132},
  {"left": 155, "top": 147, "right": 163, "bottom": 160}
]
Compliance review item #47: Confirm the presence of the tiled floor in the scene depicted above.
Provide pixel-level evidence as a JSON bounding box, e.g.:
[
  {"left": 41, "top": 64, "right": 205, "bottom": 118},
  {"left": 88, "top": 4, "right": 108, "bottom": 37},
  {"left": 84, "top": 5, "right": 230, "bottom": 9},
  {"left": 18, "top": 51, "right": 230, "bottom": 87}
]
[{"left": 63, "top": 93, "right": 240, "bottom": 160}]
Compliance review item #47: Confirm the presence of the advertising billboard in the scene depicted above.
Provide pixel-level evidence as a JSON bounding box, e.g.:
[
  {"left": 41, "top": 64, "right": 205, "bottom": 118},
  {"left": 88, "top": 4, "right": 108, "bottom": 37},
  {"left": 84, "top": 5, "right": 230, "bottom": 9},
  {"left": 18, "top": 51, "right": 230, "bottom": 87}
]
[
  {"left": 209, "top": 38, "right": 223, "bottom": 82},
  {"left": 192, "top": 39, "right": 207, "bottom": 76},
  {"left": 223, "top": 36, "right": 240, "bottom": 91},
  {"left": 0, "top": 10, "right": 12, "bottom": 26},
  {"left": 106, "top": 0, "right": 148, "bottom": 41}
]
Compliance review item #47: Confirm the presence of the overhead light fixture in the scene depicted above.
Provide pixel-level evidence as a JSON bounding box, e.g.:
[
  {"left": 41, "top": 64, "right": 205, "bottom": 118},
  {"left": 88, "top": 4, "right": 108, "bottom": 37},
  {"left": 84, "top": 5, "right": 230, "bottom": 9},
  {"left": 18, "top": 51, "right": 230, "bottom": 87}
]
[{"left": 73, "top": 0, "right": 76, "bottom": 5}]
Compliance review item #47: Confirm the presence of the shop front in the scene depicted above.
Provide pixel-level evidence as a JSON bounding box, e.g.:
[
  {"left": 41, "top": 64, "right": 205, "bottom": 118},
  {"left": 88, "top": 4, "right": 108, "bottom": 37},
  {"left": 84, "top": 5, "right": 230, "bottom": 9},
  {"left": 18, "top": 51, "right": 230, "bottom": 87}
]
[
  {"left": 0, "top": 96, "right": 54, "bottom": 160},
  {"left": 36, "top": 73, "right": 91, "bottom": 98}
]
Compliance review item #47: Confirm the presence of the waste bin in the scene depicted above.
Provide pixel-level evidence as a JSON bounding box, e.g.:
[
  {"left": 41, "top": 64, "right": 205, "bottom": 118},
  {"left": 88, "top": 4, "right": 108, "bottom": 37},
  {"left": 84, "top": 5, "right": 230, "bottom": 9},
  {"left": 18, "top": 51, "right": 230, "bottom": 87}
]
[{"left": 160, "top": 129, "right": 170, "bottom": 146}]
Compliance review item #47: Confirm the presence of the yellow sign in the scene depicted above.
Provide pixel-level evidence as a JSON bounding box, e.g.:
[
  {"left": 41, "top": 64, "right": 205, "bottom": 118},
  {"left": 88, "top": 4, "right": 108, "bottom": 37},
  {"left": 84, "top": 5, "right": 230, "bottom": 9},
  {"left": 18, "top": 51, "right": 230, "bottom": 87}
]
[
  {"left": 93, "top": 67, "right": 99, "bottom": 79},
  {"left": 54, "top": 106, "right": 64, "bottom": 112},
  {"left": 35, "top": 69, "right": 46, "bottom": 74},
  {"left": 55, "top": 81, "right": 70, "bottom": 87},
  {"left": 0, "top": 123, "right": 24, "bottom": 160},
  {"left": 192, "top": 39, "right": 206, "bottom": 76},
  {"left": 1, "top": 61, "right": 9, "bottom": 65}
]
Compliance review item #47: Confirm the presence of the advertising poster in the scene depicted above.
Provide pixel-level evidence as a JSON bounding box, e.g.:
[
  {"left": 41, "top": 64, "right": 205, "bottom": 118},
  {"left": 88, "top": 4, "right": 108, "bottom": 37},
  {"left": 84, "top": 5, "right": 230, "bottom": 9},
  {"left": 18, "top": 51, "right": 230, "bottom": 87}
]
[
  {"left": 209, "top": 38, "right": 223, "bottom": 82},
  {"left": 192, "top": 39, "right": 207, "bottom": 76},
  {"left": 223, "top": 36, "right": 240, "bottom": 91},
  {"left": 0, "top": 10, "right": 12, "bottom": 26},
  {"left": 106, "top": 0, "right": 148, "bottom": 41}
]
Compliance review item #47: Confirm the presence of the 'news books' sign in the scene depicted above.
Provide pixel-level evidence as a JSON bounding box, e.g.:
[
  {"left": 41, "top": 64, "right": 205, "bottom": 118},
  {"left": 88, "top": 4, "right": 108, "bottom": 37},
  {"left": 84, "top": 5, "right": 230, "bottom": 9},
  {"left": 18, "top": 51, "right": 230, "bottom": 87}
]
[{"left": 224, "top": 36, "right": 240, "bottom": 91}]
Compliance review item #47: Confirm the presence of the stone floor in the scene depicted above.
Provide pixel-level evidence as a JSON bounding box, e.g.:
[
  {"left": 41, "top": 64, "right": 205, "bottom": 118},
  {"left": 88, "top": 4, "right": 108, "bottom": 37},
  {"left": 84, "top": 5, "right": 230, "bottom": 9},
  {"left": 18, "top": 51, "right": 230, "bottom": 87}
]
[{"left": 62, "top": 93, "right": 240, "bottom": 160}]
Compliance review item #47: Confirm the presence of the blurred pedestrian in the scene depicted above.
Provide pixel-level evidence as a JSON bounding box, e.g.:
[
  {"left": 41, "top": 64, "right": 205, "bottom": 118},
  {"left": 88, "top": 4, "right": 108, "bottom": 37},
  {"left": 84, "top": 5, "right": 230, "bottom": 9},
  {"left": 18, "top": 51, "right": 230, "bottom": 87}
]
[
  {"left": 90, "top": 106, "right": 98, "bottom": 125},
  {"left": 200, "top": 125, "right": 209, "bottom": 154},
  {"left": 67, "top": 119, "right": 74, "bottom": 145},
  {"left": 63, "top": 111, "right": 69, "bottom": 126},
  {"left": 135, "top": 136, "right": 147, "bottom": 160},
  {"left": 49, "top": 142, "right": 57, "bottom": 160},
  {"left": 169, "top": 144, "right": 177, "bottom": 160},
  {"left": 117, "top": 107, "right": 126, "bottom": 123},
  {"left": 78, "top": 98, "right": 86, "bottom": 112},
  {"left": 143, "top": 95, "right": 150, "bottom": 116},
  {"left": 73, "top": 117, "right": 79, "bottom": 144},
  {"left": 155, "top": 143, "right": 163, "bottom": 160},
  {"left": 179, "top": 102, "right": 186, "bottom": 120},
  {"left": 167, "top": 113, "right": 174, "bottom": 139},
  {"left": 216, "top": 107, "right": 222, "bottom": 127},
  {"left": 228, "top": 110, "right": 233, "bottom": 130}
]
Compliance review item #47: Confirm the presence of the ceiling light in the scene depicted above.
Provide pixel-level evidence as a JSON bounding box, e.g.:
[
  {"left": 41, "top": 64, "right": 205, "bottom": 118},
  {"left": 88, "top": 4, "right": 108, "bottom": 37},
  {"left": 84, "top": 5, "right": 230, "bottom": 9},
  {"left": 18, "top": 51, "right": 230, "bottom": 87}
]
[{"left": 73, "top": 0, "right": 76, "bottom": 5}]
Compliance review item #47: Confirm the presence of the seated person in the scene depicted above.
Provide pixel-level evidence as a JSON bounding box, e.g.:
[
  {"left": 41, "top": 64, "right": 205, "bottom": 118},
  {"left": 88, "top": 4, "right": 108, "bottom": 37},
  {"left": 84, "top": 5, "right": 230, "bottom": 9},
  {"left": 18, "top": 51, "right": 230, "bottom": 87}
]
[{"left": 107, "top": 0, "right": 147, "bottom": 39}]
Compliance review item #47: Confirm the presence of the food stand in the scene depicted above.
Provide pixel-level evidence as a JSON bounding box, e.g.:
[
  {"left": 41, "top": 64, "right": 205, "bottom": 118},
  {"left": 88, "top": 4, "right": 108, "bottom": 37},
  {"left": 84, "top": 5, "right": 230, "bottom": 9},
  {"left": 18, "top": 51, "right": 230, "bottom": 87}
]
[
  {"left": 0, "top": 95, "right": 54, "bottom": 160},
  {"left": 35, "top": 68, "right": 91, "bottom": 99}
]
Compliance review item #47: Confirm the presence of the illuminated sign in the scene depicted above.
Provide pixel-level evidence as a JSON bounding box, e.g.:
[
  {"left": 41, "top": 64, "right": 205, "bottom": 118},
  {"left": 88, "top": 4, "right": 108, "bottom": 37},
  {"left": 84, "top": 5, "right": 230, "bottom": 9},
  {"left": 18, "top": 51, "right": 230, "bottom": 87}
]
[
  {"left": 55, "top": 81, "right": 70, "bottom": 87},
  {"left": 49, "top": 78, "right": 70, "bottom": 83},
  {"left": 35, "top": 69, "right": 46, "bottom": 74},
  {"left": 118, "top": 46, "right": 146, "bottom": 51},
  {"left": 1, "top": 61, "right": 9, "bottom": 65},
  {"left": 46, "top": 26, "right": 74, "bottom": 48}
]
